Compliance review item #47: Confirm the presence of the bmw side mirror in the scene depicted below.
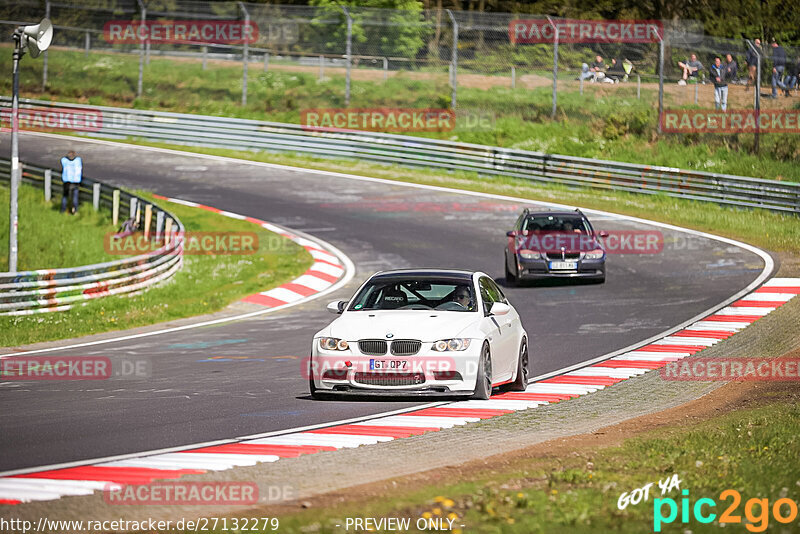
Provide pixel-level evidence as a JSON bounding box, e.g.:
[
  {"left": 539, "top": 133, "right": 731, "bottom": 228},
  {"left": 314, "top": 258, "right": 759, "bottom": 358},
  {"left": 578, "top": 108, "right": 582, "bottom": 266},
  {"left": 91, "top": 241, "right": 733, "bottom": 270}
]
[
  {"left": 490, "top": 302, "right": 511, "bottom": 316},
  {"left": 598, "top": 230, "right": 610, "bottom": 238},
  {"left": 327, "top": 300, "right": 346, "bottom": 314}
]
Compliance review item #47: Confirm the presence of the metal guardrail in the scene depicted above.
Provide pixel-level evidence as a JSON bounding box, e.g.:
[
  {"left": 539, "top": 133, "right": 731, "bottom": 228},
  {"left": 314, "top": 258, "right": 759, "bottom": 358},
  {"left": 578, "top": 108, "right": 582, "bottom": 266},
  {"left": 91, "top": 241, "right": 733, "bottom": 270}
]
[
  {"left": 0, "top": 158, "right": 184, "bottom": 315},
  {"left": 2, "top": 97, "right": 800, "bottom": 215}
]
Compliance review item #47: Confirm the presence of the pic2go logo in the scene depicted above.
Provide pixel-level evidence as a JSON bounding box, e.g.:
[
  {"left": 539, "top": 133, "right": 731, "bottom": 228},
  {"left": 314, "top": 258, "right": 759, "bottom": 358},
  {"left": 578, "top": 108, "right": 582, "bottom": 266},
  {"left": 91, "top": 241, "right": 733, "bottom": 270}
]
[{"left": 653, "top": 489, "right": 800, "bottom": 532}]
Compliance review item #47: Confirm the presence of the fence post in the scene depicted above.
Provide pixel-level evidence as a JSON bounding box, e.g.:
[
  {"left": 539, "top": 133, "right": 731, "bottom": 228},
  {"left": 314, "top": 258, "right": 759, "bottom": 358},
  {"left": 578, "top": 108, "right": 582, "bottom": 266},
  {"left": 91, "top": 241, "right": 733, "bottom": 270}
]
[
  {"left": 263, "top": 51, "right": 269, "bottom": 72},
  {"left": 383, "top": 57, "right": 388, "bottom": 81},
  {"left": 136, "top": 0, "right": 146, "bottom": 98},
  {"left": 92, "top": 183, "right": 100, "bottom": 211},
  {"left": 156, "top": 210, "right": 165, "bottom": 241},
  {"left": 144, "top": 204, "right": 152, "bottom": 240},
  {"left": 85, "top": 31, "right": 90, "bottom": 58},
  {"left": 511, "top": 66, "right": 516, "bottom": 89},
  {"left": 44, "top": 169, "right": 52, "bottom": 201},
  {"left": 637, "top": 74, "right": 641, "bottom": 99},
  {"left": 165, "top": 218, "right": 173, "bottom": 246},
  {"left": 129, "top": 197, "right": 138, "bottom": 220},
  {"left": 446, "top": 10, "right": 458, "bottom": 109},
  {"left": 239, "top": 2, "right": 250, "bottom": 107},
  {"left": 579, "top": 73, "right": 583, "bottom": 94},
  {"left": 657, "top": 32, "right": 665, "bottom": 134},
  {"left": 42, "top": 0, "right": 50, "bottom": 91},
  {"left": 319, "top": 54, "right": 324, "bottom": 80},
  {"left": 546, "top": 16, "right": 557, "bottom": 119},
  {"left": 341, "top": 5, "right": 352, "bottom": 106},
  {"left": 202, "top": 46, "right": 207, "bottom": 70},
  {"left": 694, "top": 82, "right": 698, "bottom": 105},
  {"left": 112, "top": 189, "right": 120, "bottom": 226},
  {"left": 746, "top": 39, "right": 761, "bottom": 154}
]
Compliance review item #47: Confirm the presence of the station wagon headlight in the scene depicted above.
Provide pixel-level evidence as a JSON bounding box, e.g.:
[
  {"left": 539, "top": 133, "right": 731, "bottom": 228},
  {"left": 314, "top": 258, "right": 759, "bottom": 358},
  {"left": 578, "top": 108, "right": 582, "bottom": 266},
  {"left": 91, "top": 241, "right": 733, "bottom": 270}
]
[
  {"left": 584, "top": 249, "right": 605, "bottom": 259},
  {"left": 319, "top": 337, "right": 349, "bottom": 351},
  {"left": 519, "top": 249, "right": 541, "bottom": 259},
  {"left": 432, "top": 339, "right": 471, "bottom": 351}
]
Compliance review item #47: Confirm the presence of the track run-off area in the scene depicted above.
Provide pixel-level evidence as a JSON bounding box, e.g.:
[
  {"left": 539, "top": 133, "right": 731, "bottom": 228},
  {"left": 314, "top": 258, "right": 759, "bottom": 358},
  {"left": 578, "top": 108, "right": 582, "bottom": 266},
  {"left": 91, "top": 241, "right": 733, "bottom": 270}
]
[{"left": 1, "top": 131, "right": 793, "bottom": 508}]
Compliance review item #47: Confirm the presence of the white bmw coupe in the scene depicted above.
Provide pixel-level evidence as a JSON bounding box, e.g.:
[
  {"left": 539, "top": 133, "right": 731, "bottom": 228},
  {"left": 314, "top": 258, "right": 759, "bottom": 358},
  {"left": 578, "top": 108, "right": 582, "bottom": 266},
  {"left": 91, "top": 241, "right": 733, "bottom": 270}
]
[{"left": 309, "top": 269, "right": 530, "bottom": 399}]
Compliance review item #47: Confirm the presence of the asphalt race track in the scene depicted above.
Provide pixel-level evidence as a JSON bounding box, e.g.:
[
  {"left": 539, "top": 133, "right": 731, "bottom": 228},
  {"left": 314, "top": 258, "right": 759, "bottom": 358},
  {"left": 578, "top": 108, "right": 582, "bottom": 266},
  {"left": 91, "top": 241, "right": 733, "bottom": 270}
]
[{"left": 0, "top": 132, "right": 771, "bottom": 473}]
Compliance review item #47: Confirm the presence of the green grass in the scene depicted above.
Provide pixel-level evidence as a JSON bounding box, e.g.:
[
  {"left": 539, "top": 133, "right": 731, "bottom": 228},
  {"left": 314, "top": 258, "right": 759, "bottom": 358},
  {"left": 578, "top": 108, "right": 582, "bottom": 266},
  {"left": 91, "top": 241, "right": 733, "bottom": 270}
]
[
  {"left": 0, "top": 182, "right": 122, "bottom": 271},
  {"left": 3, "top": 45, "right": 800, "bottom": 182},
  {"left": 232, "top": 396, "right": 800, "bottom": 534},
  {"left": 87, "top": 139, "right": 800, "bottom": 255},
  {"left": 0, "top": 189, "right": 313, "bottom": 346}
]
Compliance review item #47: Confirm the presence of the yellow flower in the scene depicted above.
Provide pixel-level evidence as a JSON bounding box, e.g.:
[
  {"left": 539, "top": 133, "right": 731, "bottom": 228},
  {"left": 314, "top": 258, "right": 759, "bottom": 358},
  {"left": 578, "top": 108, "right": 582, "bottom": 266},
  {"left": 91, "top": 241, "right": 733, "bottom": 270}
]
[
  {"left": 433, "top": 507, "right": 442, "bottom": 516},
  {"left": 551, "top": 489, "right": 558, "bottom": 495},
  {"left": 422, "top": 512, "right": 432, "bottom": 519},
  {"left": 434, "top": 496, "right": 446, "bottom": 503},
  {"left": 443, "top": 499, "right": 455, "bottom": 508},
  {"left": 448, "top": 512, "right": 458, "bottom": 521},
  {"left": 507, "top": 518, "right": 516, "bottom": 524},
  {"left": 517, "top": 492, "right": 524, "bottom": 498}
]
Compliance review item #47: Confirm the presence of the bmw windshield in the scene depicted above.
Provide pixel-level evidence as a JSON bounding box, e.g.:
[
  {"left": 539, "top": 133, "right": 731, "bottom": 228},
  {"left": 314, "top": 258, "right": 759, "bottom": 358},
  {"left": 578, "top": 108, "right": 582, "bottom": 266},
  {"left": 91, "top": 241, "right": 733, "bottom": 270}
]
[{"left": 348, "top": 278, "right": 477, "bottom": 312}]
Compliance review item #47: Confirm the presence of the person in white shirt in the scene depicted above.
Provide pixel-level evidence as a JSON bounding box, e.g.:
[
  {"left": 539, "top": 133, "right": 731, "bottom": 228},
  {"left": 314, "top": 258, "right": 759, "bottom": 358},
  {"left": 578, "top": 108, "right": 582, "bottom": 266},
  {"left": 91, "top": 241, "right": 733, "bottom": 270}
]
[{"left": 60, "top": 151, "right": 83, "bottom": 214}]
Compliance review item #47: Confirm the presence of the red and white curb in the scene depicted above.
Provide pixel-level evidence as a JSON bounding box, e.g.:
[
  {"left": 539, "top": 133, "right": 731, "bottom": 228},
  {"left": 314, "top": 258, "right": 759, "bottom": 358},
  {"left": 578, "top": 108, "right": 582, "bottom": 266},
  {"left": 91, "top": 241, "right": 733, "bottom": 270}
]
[
  {"left": 1, "top": 277, "right": 797, "bottom": 506},
  {"left": 152, "top": 195, "right": 347, "bottom": 309}
]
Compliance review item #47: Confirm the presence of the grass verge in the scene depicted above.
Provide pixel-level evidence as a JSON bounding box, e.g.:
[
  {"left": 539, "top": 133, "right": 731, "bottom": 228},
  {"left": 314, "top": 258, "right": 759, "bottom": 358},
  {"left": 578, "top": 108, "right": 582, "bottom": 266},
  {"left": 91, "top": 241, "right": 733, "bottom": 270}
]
[
  {"left": 87, "top": 138, "right": 800, "bottom": 255},
  {"left": 0, "top": 182, "right": 121, "bottom": 272},
  {"left": 0, "top": 190, "right": 313, "bottom": 346},
  {"left": 3, "top": 45, "right": 799, "bottom": 181},
  {"left": 267, "top": 384, "right": 800, "bottom": 533}
]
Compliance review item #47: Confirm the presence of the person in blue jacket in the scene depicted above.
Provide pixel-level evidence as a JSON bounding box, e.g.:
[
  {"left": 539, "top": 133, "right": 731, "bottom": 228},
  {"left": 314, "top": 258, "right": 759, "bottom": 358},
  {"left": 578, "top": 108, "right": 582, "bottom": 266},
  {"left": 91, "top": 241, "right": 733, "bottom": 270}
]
[{"left": 60, "top": 150, "right": 83, "bottom": 214}]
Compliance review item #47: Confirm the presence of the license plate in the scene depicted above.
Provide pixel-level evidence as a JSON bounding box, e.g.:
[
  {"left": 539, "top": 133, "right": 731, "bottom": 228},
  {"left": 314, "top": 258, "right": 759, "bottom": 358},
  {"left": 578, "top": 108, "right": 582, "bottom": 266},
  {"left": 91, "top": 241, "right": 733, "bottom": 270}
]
[
  {"left": 370, "top": 360, "right": 408, "bottom": 370},
  {"left": 549, "top": 261, "right": 578, "bottom": 270}
]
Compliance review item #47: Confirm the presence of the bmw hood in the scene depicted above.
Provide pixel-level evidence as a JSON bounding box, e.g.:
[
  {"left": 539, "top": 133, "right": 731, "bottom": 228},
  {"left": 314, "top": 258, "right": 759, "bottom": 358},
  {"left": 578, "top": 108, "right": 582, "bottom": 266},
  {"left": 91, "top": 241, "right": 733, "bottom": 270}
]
[{"left": 327, "top": 311, "right": 479, "bottom": 342}]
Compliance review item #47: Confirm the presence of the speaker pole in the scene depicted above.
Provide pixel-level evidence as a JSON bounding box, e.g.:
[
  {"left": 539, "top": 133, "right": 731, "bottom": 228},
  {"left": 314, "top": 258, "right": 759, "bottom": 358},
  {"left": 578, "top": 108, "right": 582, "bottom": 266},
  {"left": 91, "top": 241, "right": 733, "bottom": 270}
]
[{"left": 9, "top": 30, "right": 22, "bottom": 272}]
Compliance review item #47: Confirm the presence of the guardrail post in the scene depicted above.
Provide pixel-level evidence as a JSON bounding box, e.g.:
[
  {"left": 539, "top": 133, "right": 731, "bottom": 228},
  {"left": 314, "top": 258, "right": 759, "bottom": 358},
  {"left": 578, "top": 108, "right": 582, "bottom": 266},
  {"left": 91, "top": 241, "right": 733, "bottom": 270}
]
[
  {"left": 129, "top": 197, "right": 138, "bottom": 220},
  {"left": 202, "top": 46, "right": 208, "bottom": 70},
  {"left": 85, "top": 31, "right": 90, "bottom": 58},
  {"left": 446, "top": 10, "right": 458, "bottom": 109},
  {"left": 112, "top": 189, "right": 120, "bottom": 226},
  {"left": 511, "top": 66, "right": 516, "bottom": 89},
  {"left": 144, "top": 204, "right": 152, "bottom": 240},
  {"left": 239, "top": 2, "right": 250, "bottom": 107},
  {"left": 156, "top": 210, "right": 165, "bottom": 241},
  {"left": 44, "top": 170, "right": 52, "bottom": 202},
  {"left": 341, "top": 5, "right": 352, "bottom": 107},
  {"left": 92, "top": 183, "right": 100, "bottom": 211},
  {"left": 383, "top": 57, "right": 388, "bottom": 81}
]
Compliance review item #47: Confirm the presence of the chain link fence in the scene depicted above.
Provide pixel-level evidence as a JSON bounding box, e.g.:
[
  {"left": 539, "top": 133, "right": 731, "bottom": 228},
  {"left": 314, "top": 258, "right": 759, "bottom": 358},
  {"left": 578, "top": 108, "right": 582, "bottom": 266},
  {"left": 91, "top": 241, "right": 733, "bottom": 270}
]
[{"left": 2, "top": 1, "right": 799, "bottom": 131}]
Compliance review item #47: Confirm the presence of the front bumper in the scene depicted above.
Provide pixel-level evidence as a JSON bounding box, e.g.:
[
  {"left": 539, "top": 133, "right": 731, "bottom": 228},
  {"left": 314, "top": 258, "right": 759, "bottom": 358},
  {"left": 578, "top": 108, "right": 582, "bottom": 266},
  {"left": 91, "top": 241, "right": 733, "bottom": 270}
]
[
  {"left": 517, "top": 256, "right": 605, "bottom": 280},
  {"left": 310, "top": 342, "right": 482, "bottom": 395}
]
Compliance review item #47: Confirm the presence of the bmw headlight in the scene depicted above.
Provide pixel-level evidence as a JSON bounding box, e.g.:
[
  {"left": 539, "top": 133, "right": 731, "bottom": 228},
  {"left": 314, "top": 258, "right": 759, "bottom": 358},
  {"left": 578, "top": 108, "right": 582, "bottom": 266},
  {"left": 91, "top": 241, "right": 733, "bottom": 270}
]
[
  {"left": 432, "top": 338, "right": 471, "bottom": 352},
  {"left": 519, "top": 249, "right": 541, "bottom": 259},
  {"left": 319, "top": 337, "right": 349, "bottom": 351},
  {"left": 584, "top": 249, "right": 605, "bottom": 260}
]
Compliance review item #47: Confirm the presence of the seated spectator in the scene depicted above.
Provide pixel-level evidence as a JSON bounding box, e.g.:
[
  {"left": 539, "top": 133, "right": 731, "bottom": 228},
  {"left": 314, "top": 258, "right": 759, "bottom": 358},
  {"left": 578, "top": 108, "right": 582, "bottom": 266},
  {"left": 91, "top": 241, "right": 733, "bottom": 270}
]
[
  {"left": 582, "top": 55, "right": 606, "bottom": 82},
  {"left": 678, "top": 53, "right": 704, "bottom": 84},
  {"left": 606, "top": 58, "right": 625, "bottom": 83},
  {"left": 783, "top": 56, "right": 799, "bottom": 96}
]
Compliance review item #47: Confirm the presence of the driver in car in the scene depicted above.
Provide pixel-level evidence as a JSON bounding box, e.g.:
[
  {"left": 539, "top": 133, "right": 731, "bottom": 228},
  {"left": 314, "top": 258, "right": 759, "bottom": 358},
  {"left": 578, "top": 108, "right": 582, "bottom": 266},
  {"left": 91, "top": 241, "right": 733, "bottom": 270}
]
[{"left": 452, "top": 286, "right": 472, "bottom": 309}]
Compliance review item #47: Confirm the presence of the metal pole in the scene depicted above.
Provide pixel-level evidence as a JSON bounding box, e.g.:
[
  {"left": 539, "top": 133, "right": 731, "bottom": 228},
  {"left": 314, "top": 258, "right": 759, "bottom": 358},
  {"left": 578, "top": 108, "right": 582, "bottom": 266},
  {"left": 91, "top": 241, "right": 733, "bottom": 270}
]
[
  {"left": 202, "top": 46, "right": 207, "bottom": 70},
  {"left": 85, "top": 31, "right": 90, "bottom": 58},
  {"left": 512, "top": 66, "right": 516, "bottom": 89},
  {"left": 579, "top": 72, "right": 583, "bottom": 94},
  {"left": 637, "top": 74, "right": 641, "bottom": 99},
  {"left": 694, "top": 82, "right": 698, "bottom": 105},
  {"left": 446, "top": 10, "right": 457, "bottom": 109},
  {"left": 319, "top": 54, "right": 324, "bottom": 81},
  {"left": 137, "top": 0, "right": 145, "bottom": 98},
  {"left": 9, "top": 34, "right": 22, "bottom": 272},
  {"left": 746, "top": 40, "right": 761, "bottom": 153},
  {"left": 239, "top": 2, "right": 249, "bottom": 107},
  {"left": 42, "top": 0, "right": 50, "bottom": 91},
  {"left": 547, "top": 16, "right": 557, "bottom": 119},
  {"left": 383, "top": 57, "right": 388, "bottom": 81},
  {"left": 657, "top": 33, "right": 665, "bottom": 134},
  {"left": 342, "top": 6, "right": 352, "bottom": 107},
  {"left": 263, "top": 51, "right": 269, "bottom": 72}
]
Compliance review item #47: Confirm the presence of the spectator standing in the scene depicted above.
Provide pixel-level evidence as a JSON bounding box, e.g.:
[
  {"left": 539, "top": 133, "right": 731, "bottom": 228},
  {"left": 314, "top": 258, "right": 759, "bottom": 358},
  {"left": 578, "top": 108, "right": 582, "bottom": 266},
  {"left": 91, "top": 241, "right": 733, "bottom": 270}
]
[
  {"left": 724, "top": 53, "right": 738, "bottom": 83},
  {"left": 60, "top": 150, "right": 83, "bottom": 215},
  {"left": 771, "top": 40, "right": 787, "bottom": 98},
  {"left": 745, "top": 38, "right": 762, "bottom": 90},
  {"left": 710, "top": 57, "right": 728, "bottom": 111},
  {"left": 678, "top": 53, "right": 704, "bottom": 83}
]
